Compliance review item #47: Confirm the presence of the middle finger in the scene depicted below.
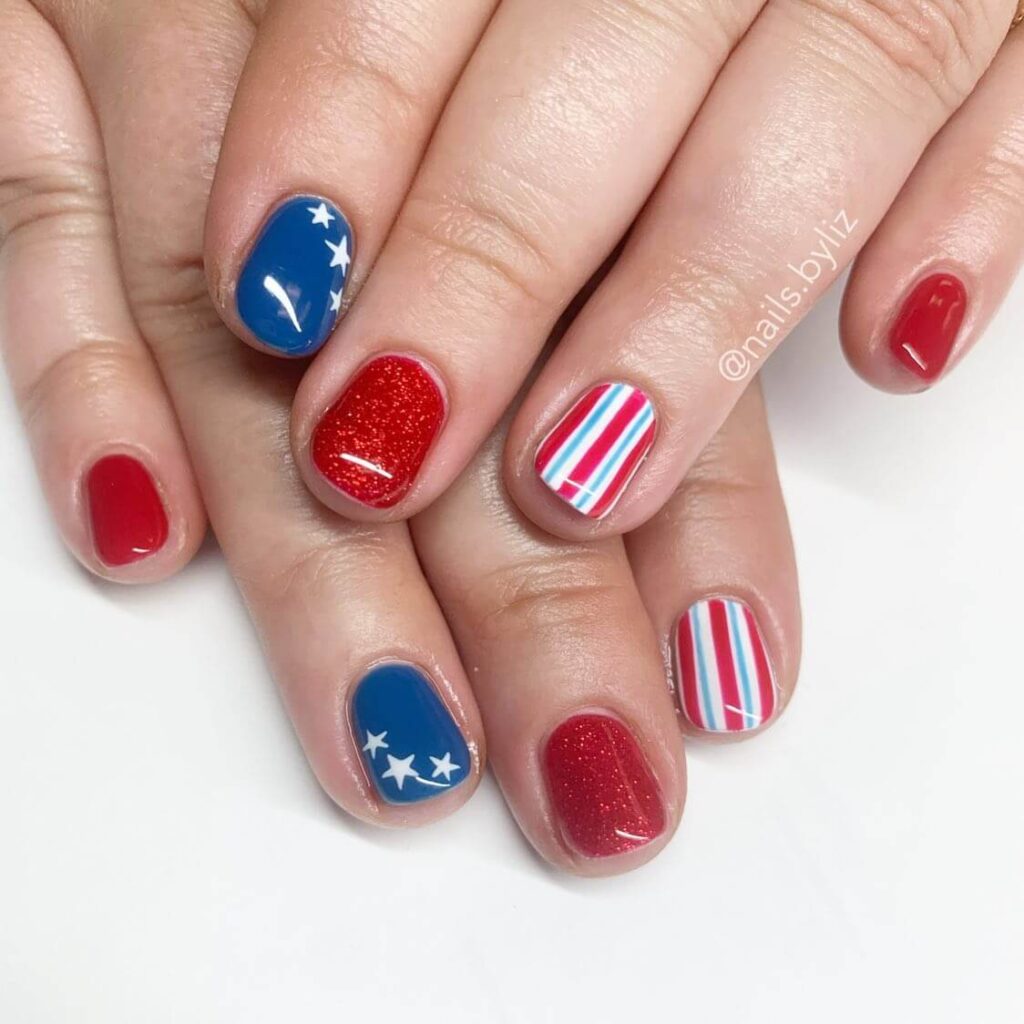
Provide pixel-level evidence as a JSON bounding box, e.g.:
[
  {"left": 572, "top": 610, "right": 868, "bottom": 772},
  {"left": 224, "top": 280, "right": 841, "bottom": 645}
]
[
  {"left": 505, "top": 0, "right": 1015, "bottom": 539},
  {"left": 292, "top": 0, "right": 765, "bottom": 518}
]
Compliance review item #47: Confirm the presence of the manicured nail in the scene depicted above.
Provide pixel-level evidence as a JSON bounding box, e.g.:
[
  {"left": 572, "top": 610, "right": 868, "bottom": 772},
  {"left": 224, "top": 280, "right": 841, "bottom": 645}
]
[
  {"left": 674, "top": 597, "right": 777, "bottom": 734},
  {"left": 889, "top": 272, "right": 967, "bottom": 382},
  {"left": 85, "top": 454, "right": 169, "bottom": 567},
  {"left": 311, "top": 355, "right": 445, "bottom": 509},
  {"left": 543, "top": 713, "right": 665, "bottom": 858},
  {"left": 535, "top": 382, "right": 656, "bottom": 519},
  {"left": 236, "top": 194, "right": 354, "bottom": 356},
  {"left": 351, "top": 663, "right": 470, "bottom": 805}
]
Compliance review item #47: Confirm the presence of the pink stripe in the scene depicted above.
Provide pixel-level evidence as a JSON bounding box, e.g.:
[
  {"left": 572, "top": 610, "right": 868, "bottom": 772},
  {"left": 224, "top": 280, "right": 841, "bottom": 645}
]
[
  {"left": 587, "top": 421, "right": 655, "bottom": 518},
  {"left": 535, "top": 384, "right": 610, "bottom": 473},
  {"left": 710, "top": 599, "right": 745, "bottom": 731},
  {"left": 675, "top": 612, "right": 704, "bottom": 729},
  {"left": 560, "top": 390, "right": 647, "bottom": 495},
  {"left": 744, "top": 605, "right": 775, "bottom": 722}
]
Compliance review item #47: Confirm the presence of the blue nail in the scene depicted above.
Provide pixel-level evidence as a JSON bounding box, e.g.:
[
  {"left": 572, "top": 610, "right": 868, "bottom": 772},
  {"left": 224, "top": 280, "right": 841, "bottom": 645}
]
[
  {"left": 236, "top": 194, "right": 354, "bottom": 356},
  {"left": 351, "top": 663, "right": 470, "bottom": 805}
]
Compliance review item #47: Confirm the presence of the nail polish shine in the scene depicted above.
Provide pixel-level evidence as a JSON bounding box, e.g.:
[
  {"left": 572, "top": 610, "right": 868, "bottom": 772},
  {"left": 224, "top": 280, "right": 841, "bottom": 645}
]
[
  {"left": 543, "top": 714, "right": 665, "bottom": 858},
  {"left": 236, "top": 195, "right": 353, "bottom": 356},
  {"left": 889, "top": 273, "right": 967, "bottom": 382},
  {"left": 351, "top": 663, "right": 469, "bottom": 805},
  {"left": 311, "top": 355, "right": 444, "bottom": 508},
  {"left": 535, "top": 382, "right": 656, "bottom": 519},
  {"left": 85, "top": 455, "right": 169, "bottom": 567},
  {"left": 674, "top": 597, "right": 776, "bottom": 733}
]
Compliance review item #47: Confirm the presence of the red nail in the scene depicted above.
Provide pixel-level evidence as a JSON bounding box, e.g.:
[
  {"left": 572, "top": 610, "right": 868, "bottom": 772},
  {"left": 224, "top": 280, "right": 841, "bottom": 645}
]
[
  {"left": 311, "top": 355, "right": 445, "bottom": 508},
  {"left": 543, "top": 713, "right": 665, "bottom": 859},
  {"left": 85, "top": 455, "right": 169, "bottom": 567},
  {"left": 889, "top": 273, "right": 968, "bottom": 382}
]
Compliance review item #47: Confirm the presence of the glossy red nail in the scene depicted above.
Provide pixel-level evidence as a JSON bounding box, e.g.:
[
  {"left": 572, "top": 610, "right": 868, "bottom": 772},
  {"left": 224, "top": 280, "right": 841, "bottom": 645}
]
[
  {"left": 543, "top": 713, "right": 665, "bottom": 859},
  {"left": 85, "top": 455, "right": 168, "bottom": 567},
  {"left": 311, "top": 355, "right": 445, "bottom": 508},
  {"left": 889, "top": 273, "right": 968, "bottom": 382}
]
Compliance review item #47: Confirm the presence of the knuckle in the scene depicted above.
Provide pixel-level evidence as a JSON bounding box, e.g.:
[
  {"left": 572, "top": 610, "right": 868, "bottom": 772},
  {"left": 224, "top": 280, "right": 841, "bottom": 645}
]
[
  {"left": 589, "top": 0, "right": 743, "bottom": 63},
  {"left": 398, "top": 187, "right": 561, "bottom": 316},
  {"left": 467, "top": 551, "right": 633, "bottom": 642},
  {"left": 790, "top": 0, "right": 991, "bottom": 111},
  {"left": 238, "top": 531, "right": 397, "bottom": 609},
  {"left": 125, "top": 256, "right": 225, "bottom": 355},
  {"left": 0, "top": 156, "right": 109, "bottom": 253},
  {"left": 19, "top": 339, "right": 145, "bottom": 426},
  {"left": 304, "top": 18, "right": 432, "bottom": 133},
  {"left": 627, "top": 246, "right": 761, "bottom": 372}
]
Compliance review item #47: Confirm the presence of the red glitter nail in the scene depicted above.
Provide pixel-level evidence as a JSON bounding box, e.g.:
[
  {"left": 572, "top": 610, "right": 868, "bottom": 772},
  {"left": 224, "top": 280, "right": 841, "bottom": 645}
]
[
  {"left": 543, "top": 714, "right": 665, "bottom": 859},
  {"left": 85, "top": 454, "right": 169, "bottom": 567},
  {"left": 311, "top": 355, "right": 445, "bottom": 508}
]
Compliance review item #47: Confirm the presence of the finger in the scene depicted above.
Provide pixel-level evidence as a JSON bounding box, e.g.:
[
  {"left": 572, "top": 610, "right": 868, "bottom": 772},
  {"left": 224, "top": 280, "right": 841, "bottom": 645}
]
[
  {"left": 292, "top": 0, "right": 766, "bottom": 517},
  {"left": 505, "top": 0, "right": 1015, "bottom": 539},
  {"left": 841, "top": 22, "right": 1024, "bottom": 390},
  {"left": 204, "top": 0, "right": 499, "bottom": 357},
  {"left": 627, "top": 383, "right": 800, "bottom": 738},
  {"left": 412, "top": 422, "right": 686, "bottom": 876},
  {"left": 0, "top": 0, "right": 205, "bottom": 581},
  {"left": 59, "top": 0, "right": 485, "bottom": 823}
]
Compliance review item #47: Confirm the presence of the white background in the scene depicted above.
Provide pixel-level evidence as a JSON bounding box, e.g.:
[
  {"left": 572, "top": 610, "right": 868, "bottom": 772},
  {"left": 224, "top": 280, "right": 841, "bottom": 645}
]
[{"left": 1, "top": 276, "right": 1021, "bottom": 1022}]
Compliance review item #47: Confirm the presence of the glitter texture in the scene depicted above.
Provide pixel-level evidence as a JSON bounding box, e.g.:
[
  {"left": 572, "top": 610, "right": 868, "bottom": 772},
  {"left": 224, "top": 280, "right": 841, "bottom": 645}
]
[
  {"left": 543, "top": 714, "right": 665, "bottom": 858},
  {"left": 311, "top": 355, "right": 445, "bottom": 508}
]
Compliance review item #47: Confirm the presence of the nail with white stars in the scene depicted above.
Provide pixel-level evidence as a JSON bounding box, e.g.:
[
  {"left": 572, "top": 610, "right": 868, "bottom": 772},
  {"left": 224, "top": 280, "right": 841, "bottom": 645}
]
[
  {"left": 351, "top": 663, "right": 471, "bottom": 806},
  {"left": 236, "top": 194, "right": 355, "bottom": 356}
]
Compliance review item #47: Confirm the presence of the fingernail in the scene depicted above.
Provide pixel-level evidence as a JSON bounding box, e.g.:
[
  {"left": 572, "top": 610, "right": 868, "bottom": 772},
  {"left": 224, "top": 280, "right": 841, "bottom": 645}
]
[
  {"left": 674, "top": 597, "right": 777, "bottom": 734},
  {"left": 85, "top": 454, "right": 169, "bottom": 567},
  {"left": 535, "top": 382, "right": 656, "bottom": 519},
  {"left": 311, "top": 355, "right": 445, "bottom": 509},
  {"left": 889, "top": 272, "right": 967, "bottom": 382},
  {"left": 236, "top": 194, "right": 354, "bottom": 356},
  {"left": 543, "top": 713, "right": 665, "bottom": 858},
  {"left": 351, "top": 663, "right": 470, "bottom": 805}
]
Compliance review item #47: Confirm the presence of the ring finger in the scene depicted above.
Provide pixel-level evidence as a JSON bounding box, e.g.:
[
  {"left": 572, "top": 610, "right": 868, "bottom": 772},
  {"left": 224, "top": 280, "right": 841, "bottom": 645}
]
[
  {"left": 505, "top": 0, "right": 1016, "bottom": 539},
  {"left": 291, "top": 0, "right": 765, "bottom": 517}
]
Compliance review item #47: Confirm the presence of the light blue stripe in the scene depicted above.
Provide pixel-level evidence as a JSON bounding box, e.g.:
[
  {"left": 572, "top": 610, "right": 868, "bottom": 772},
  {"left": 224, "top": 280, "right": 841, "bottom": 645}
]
[
  {"left": 691, "top": 606, "right": 719, "bottom": 732},
  {"left": 573, "top": 403, "right": 653, "bottom": 510},
  {"left": 727, "top": 599, "right": 755, "bottom": 726},
  {"left": 542, "top": 384, "right": 624, "bottom": 485}
]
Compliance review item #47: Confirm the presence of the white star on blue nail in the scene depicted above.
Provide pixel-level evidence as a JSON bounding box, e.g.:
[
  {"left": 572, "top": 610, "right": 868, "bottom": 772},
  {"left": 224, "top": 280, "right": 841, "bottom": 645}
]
[
  {"left": 308, "top": 202, "right": 335, "bottom": 228},
  {"left": 330, "top": 289, "right": 342, "bottom": 313},
  {"left": 325, "top": 236, "right": 351, "bottom": 273},
  {"left": 362, "top": 730, "right": 389, "bottom": 759},
  {"left": 429, "top": 752, "right": 461, "bottom": 781},
  {"left": 380, "top": 753, "right": 418, "bottom": 790}
]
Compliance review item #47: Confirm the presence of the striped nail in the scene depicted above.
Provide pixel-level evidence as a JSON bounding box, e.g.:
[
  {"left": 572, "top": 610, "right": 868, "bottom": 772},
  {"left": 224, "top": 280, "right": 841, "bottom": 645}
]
[
  {"left": 534, "top": 382, "right": 656, "bottom": 519},
  {"left": 673, "top": 597, "right": 777, "bottom": 733}
]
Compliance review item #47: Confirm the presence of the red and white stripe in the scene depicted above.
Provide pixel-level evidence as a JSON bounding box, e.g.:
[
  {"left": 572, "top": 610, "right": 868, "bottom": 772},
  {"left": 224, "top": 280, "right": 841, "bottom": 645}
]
[
  {"left": 673, "top": 597, "right": 776, "bottom": 732},
  {"left": 534, "top": 382, "right": 656, "bottom": 519}
]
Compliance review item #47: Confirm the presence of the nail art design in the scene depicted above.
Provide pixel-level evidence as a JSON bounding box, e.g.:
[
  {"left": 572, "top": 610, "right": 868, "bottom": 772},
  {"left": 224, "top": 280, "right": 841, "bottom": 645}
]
[
  {"left": 889, "top": 272, "right": 967, "bottom": 382},
  {"left": 236, "top": 195, "right": 354, "bottom": 356},
  {"left": 311, "top": 355, "right": 445, "bottom": 508},
  {"left": 535, "top": 382, "right": 656, "bottom": 519},
  {"left": 673, "top": 598, "right": 776, "bottom": 733},
  {"left": 85, "top": 454, "right": 169, "bottom": 567},
  {"left": 543, "top": 714, "right": 665, "bottom": 858},
  {"left": 351, "top": 663, "right": 469, "bottom": 805}
]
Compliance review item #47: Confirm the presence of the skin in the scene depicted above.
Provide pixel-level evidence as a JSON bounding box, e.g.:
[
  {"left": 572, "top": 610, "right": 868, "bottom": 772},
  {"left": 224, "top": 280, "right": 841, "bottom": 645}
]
[
  {"left": 200, "top": 0, "right": 1021, "bottom": 537},
  {"left": 3, "top": 0, "right": 1018, "bottom": 873},
  {"left": 0, "top": 0, "right": 799, "bottom": 875}
]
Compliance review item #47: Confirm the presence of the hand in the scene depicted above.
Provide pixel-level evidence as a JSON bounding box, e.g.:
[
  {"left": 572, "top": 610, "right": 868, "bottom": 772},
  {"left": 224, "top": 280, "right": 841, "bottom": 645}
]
[
  {"left": 0, "top": 0, "right": 800, "bottom": 874},
  {"left": 199, "top": 1, "right": 1024, "bottom": 539}
]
